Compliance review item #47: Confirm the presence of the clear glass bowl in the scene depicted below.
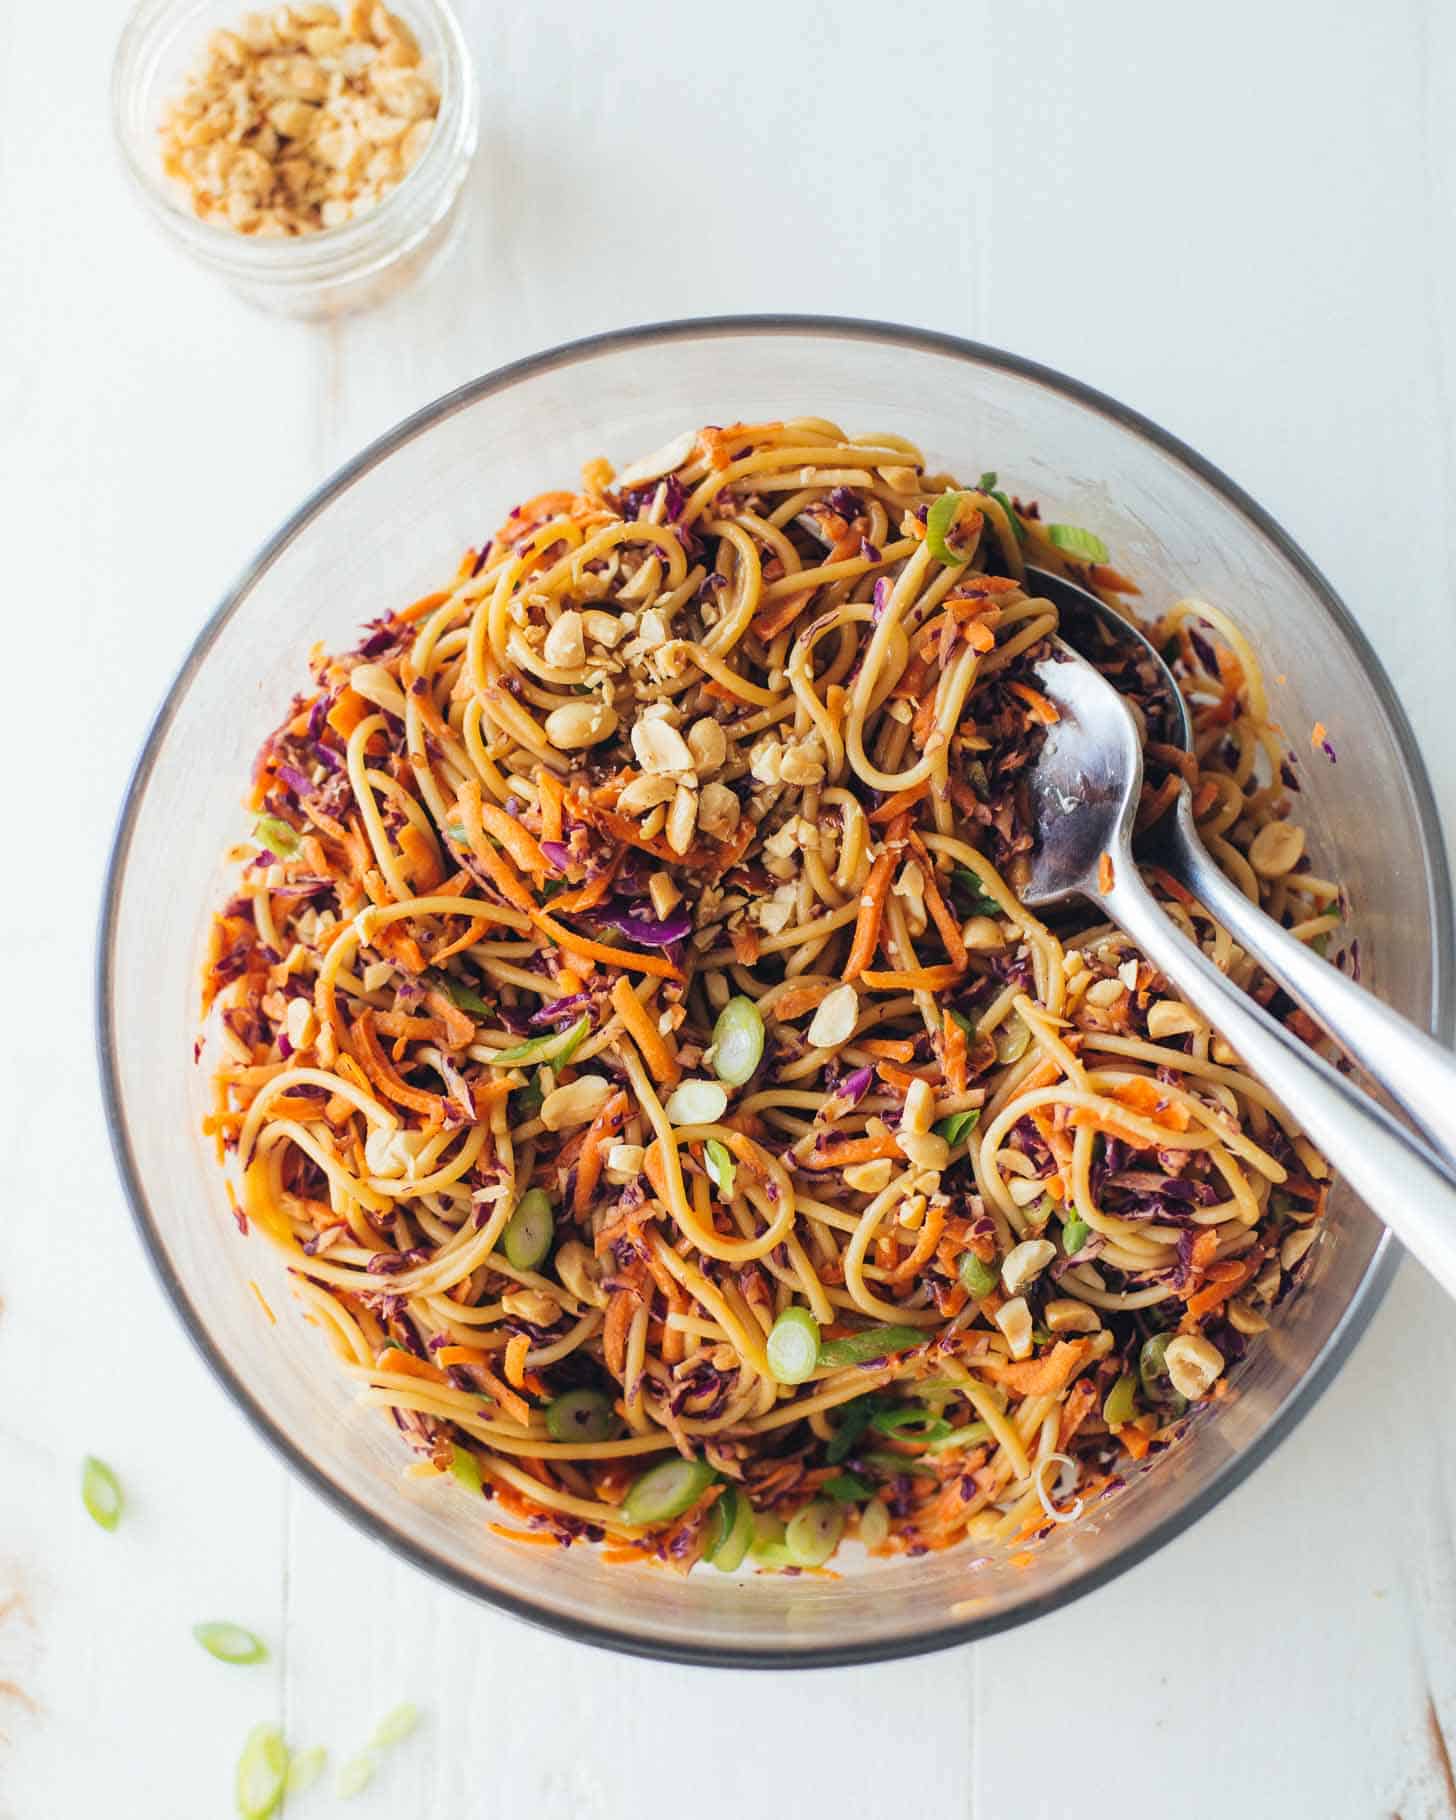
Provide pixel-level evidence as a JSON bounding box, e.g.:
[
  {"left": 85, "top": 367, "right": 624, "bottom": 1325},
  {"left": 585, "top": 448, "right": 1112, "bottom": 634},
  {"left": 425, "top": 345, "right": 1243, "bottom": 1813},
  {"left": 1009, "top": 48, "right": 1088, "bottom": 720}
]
[
  {"left": 97, "top": 318, "right": 1453, "bottom": 1665},
  {"left": 111, "top": 0, "right": 478, "bottom": 318}
]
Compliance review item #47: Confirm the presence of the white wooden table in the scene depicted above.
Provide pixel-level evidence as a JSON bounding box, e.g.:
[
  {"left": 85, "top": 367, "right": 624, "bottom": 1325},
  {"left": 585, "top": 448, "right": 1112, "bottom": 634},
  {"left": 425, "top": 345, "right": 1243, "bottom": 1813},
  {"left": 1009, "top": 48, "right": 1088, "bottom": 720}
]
[{"left": 6, "top": 1, "right": 1456, "bottom": 1814}]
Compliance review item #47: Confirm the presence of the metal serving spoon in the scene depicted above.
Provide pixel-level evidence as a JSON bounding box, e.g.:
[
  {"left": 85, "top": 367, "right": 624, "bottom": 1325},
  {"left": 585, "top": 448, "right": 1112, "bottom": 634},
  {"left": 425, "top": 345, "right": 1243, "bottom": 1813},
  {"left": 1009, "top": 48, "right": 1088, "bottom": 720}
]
[{"left": 1017, "top": 565, "right": 1456, "bottom": 1298}]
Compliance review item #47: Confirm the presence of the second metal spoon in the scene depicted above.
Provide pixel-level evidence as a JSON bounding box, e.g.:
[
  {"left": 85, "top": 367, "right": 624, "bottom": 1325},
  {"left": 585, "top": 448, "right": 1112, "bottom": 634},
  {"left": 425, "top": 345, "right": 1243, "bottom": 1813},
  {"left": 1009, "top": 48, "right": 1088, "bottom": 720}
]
[{"left": 1016, "top": 575, "right": 1456, "bottom": 1297}]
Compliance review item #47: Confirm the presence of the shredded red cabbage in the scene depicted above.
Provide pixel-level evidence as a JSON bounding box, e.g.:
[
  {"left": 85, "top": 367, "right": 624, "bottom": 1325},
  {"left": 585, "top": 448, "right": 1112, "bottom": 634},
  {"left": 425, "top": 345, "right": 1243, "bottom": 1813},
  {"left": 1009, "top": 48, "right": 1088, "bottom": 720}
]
[{"left": 596, "top": 906, "right": 693, "bottom": 947}]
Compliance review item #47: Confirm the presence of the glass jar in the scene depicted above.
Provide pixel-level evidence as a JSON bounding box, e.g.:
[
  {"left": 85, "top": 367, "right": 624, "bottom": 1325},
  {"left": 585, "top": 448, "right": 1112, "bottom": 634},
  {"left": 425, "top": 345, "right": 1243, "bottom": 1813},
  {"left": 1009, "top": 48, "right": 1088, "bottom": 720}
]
[{"left": 111, "top": 0, "right": 478, "bottom": 319}]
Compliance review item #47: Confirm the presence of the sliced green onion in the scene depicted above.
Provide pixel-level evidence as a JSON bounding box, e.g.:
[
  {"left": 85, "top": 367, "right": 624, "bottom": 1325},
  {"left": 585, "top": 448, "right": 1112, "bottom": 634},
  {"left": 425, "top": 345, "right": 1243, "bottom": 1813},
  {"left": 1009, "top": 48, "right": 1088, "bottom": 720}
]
[
  {"left": 937, "top": 1108, "right": 981, "bottom": 1148},
  {"left": 436, "top": 976, "right": 491, "bottom": 1016},
  {"left": 925, "top": 490, "right": 982, "bottom": 565},
  {"left": 545, "top": 1388, "right": 616, "bottom": 1442},
  {"left": 817, "top": 1324, "right": 923, "bottom": 1370},
  {"left": 711, "top": 997, "right": 765, "bottom": 1086},
  {"left": 925, "top": 1419, "right": 993, "bottom": 1454},
  {"left": 707, "top": 1485, "right": 738, "bottom": 1554},
  {"left": 491, "top": 1014, "right": 590, "bottom": 1067},
  {"left": 285, "top": 1747, "right": 326, "bottom": 1796},
  {"left": 1047, "top": 523, "right": 1110, "bottom": 564},
  {"left": 665, "top": 1078, "right": 729, "bottom": 1125},
  {"left": 707, "top": 1486, "right": 754, "bottom": 1573},
  {"left": 253, "top": 815, "right": 300, "bottom": 861},
  {"left": 951, "top": 868, "right": 1002, "bottom": 917},
  {"left": 766, "top": 1307, "right": 821, "bottom": 1385},
  {"left": 870, "top": 1406, "right": 952, "bottom": 1443},
  {"left": 193, "top": 1621, "right": 267, "bottom": 1665},
  {"left": 236, "top": 1723, "right": 289, "bottom": 1820},
  {"left": 335, "top": 1753, "right": 376, "bottom": 1800},
  {"left": 859, "top": 1451, "right": 939, "bottom": 1477},
  {"left": 785, "top": 1499, "right": 845, "bottom": 1567},
  {"left": 621, "top": 1458, "right": 717, "bottom": 1526},
  {"left": 1138, "top": 1333, "right": 1187, "bottom": 1410},
  {"left": 825, "top": 1393, "right": 888, "bottom": 1464},
  {"left": 704, "top": 1137, "right": 737, "bottom": 1199},
  {"left": 958, "top": 1252, "right": 998, "bottom": 1298},
  {"left": 982, "top": 486, "right": 1025, "bottom": 540},
  {"left": 1102, "top": 1372, "right": 1138, "bottom": 1427},
  {"left": 993, "top": 1016, "right": 1031, "bottom": 1065},
  {"left": 502, "top": 1188, "right": 554, "bottom": 1270},
  {"left": 749, "top": 1511, "right": 796, "bottom": 1568},
  {"left": 750, "top": 1511, "right": 787, "bottom": 1556},
  {"left": 858, "top": 1496, "right": 891, "bottom": 1547},
  {"left": 373, "top": 1703, "right": 419, "bottom": 1749},
  {"left": 449, "top": 1444, "right": 482, "bottom": 1495},
  {"left": 1061, "top": 1218, "right": 1091, "bottom": 1257},
  {"left": 822, "top": 1471, "right": 874, "bottom": 1503},
  {"left": 81, "top": 1455, "right": 123, "bottom": 1531},
  {"left": 1310, "top": 932, "right": 1330, "bottom": 957},
  {"left": 978, "top": 470, "right": 998, "bottom": 489}
]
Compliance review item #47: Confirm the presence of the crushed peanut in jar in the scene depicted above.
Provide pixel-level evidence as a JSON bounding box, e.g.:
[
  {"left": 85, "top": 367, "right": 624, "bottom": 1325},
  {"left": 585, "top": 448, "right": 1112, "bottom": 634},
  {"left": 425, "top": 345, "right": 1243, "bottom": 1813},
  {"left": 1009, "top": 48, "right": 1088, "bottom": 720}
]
[{"left": 159, "top": 4, "right": 439, "bottom": 236}]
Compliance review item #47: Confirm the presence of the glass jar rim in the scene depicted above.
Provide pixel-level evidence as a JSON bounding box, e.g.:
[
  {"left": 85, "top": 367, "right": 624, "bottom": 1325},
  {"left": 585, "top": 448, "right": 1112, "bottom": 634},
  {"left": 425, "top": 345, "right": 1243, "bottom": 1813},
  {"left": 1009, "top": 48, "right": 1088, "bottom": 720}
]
[{"left": 110, "top": 0, "right": 477, "bottom": 283}]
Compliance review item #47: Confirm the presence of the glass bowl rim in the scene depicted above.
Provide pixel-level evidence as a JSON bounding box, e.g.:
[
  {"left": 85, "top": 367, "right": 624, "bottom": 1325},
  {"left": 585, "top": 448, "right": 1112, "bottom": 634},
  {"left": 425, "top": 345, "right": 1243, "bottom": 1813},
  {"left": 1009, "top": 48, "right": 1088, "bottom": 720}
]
[{"left": 95, "top": 313, "right": 1453, "bottom": 1668}]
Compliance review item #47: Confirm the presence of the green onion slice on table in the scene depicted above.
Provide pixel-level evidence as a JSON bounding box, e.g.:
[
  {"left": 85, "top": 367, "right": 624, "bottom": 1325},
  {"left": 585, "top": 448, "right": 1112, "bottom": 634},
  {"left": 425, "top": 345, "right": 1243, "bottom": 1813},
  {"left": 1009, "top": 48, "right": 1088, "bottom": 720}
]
[
  {"left": 81, "top": 1456, "right": 123, "bottom": 1531},
  {"left": 193, "top": 1621, "right": 268, "bottom": 1665}
]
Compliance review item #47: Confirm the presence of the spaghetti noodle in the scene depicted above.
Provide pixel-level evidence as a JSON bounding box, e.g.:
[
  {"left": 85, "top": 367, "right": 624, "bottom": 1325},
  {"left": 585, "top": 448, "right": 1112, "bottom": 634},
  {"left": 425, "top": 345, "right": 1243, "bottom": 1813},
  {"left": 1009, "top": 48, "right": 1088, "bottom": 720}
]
[{"left": 201, "top": 420, "right": 1337, "bottom": 1570}]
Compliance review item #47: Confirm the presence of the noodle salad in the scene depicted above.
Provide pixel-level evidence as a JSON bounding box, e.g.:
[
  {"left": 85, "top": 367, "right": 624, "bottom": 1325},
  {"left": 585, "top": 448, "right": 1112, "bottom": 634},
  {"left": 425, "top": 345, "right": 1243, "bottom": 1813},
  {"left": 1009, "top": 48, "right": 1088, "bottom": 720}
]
[{"left": 201, "top": 419, "right": 1338, "bottom": 1573}]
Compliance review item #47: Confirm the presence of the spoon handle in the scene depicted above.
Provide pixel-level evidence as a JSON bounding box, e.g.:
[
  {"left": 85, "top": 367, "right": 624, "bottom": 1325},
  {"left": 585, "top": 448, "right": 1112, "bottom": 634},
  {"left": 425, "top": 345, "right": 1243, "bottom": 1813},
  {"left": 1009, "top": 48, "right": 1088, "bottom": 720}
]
[
  {"left": 1165, "top": 792, "right": 1456, "bottom": 1173},
  {"left": 1100, "top": 855, "right": 1456, "bottom": 1302}
]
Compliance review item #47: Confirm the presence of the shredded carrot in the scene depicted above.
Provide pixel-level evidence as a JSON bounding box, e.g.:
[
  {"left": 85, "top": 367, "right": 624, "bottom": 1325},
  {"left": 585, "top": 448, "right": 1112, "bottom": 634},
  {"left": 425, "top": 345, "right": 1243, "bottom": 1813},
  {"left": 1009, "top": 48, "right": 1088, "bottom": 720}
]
[
  {"left": 352, "top": 1011, "right": 448, "bottom": 1119},
  {"left": 868, "top": 780, "right": 929, "bottom": 823},
  {"left": 399, "top": 589, "right": 451, "bottom": 624},
  {"left": 325, "top": 687, "right": 370, "bottom": 739},
  {"left": 860, "top": 963, "right": 966, "bottom": 992},
  {"left": 844, "top": 848, "right": 897, "bottom": 981},
  {"left": 610, "top": 977, "right": 681, "bottom": 1085},
  {"left": 457, "top": 784, "right": 536, "bottom": 912},
  {"left": 1119, "top": 1424, "right": 1153, "bottom": 1461},
  {"left": 531, "top": 909, "right": 682, "bottom": 981},
  {"left": 1311, "top": 720, "right": 1328, "bottom": 749},
  {"left": 861, "top": 1037, "right": 918, "bottom": 1063},
  {"left": 436, "top": 1344, "right": 489, "bottom": 1369},
  {"left": 907, "top": 833, "right": 968, "bottom": 970},
  {"left": 397, "top": 822, "right": 444, "bottom": 891},
  {"left": 503, "top": 1333, "right": 532, "bottom": 1390},
  {"left": 804, "top": 1132, "right": 903, "bottom": 1169},
  {"left": 979, "top": 1339, "right": 1093, "bottom": 1398},
  {"left": 480, "top": 801, "right": 552, "bottom": 881},
  {"left": 489, "top": 1524, "right": 558, "bottom": 1546},
  {"left": 1097, "top": 851, "right": 1115, "bottom": 894},
  {"left": 941, "top": 1010, "right": 968, "bottom": 1095},
  {"left": 1067, "top": 1108, "right": 1153, "bottom": 1148},
  {"left": 550, "top": 849, "right": 622, "bottom": 914},
  {"left": 376, "top": 1347, "right": 447, "bottom": 1385},
  {"left": 1108, "top": 1077, "right": 1192, "bottom": 1132},
  {"left": 1183, "top": 1256, "right": 1259, "bottom": 1322},
  {"left": 750, "top": 588, "right": 815, "bottom": 641},
  {"left": 770, "top": 982, "right": 832, "bottom": 1020},
  {"left": 1008, "top": 681, "right": 1060, "bottom": 725},
  {"left": 574, "top": 1088, "right": 631, "bottom": 1218},
  {"left": 537, "top": 769, "right": 565, "bottom": 845},
  {"left": 885, "top": 1202, "right": 946, "bottom": 1283},
  {"left": 603, "top": 1290, "right": 638, "bottom": 1376}
]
